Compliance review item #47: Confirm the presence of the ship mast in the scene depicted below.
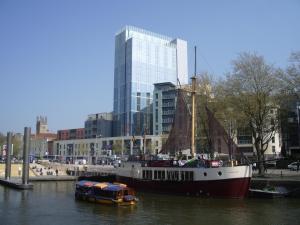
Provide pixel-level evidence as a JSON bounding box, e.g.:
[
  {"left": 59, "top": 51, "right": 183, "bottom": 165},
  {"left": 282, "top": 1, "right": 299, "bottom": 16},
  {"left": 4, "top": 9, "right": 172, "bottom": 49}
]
[{"left": 191, "top": 46, "right": 197, "bottom": 157}]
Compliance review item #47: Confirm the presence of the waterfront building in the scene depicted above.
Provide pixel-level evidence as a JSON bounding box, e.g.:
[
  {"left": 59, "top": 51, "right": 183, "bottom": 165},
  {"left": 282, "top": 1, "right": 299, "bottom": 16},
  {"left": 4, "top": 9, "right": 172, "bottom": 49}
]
[
  {"left": 234, "top": 107, "right": 281, "bottom": 159},
  {"left": 84, "top": 112, "right": 113, "bottom": 139},
  {"left": 36, "top": 116, "right": 49, "bottom": 134},
  {"left": 53, "top": 135, "right": 162, "bottom": 164},
  {"left": 153, "top": 82, "right": 177, "bottom": 135},
  {"left": 30, "top": 133, "right": 57, "bottom": 158},
  {"left": 57, "top": 128, "right": 85, "bottom": 140},
  {"left": 113, "top": 25, "right": 188, "bottom": 137},
  {"left": 280, "top": 100, "right": 300, "bottom": 157},
  {"left": 30, "top": 116, "right": 57, "bottom": 158}
]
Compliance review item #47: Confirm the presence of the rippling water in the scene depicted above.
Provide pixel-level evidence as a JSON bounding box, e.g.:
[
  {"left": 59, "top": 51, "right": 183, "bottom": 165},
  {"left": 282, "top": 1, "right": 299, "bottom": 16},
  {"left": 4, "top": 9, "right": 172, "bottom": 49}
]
[{"left": 0, "top": 181, "right": 299, "bottom": 225}]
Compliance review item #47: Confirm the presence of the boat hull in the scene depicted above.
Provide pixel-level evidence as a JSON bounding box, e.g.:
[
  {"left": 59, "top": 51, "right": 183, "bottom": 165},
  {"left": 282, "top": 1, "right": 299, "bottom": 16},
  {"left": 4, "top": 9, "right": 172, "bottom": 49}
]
[
  {"left": 75, "top": 195, "right": 137, "bottom": 206},
  {"left": 116, "top": 176, "right": 251, "bottom": 198}
]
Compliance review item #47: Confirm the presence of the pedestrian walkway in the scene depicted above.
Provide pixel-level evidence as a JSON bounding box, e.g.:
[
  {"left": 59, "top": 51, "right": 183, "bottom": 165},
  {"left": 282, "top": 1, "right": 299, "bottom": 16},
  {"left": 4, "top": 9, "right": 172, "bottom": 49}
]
[
  {"left": 0, "top": 164, "right": 35, "bottom": 177},
  {"left": 253, "top": 168, "right": 300, "bottom": 181}
]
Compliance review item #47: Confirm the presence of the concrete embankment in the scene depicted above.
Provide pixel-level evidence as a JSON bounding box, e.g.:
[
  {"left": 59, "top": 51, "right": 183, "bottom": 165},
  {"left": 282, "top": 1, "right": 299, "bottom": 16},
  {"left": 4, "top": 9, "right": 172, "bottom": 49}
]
[{"left": 251, "top": 169, "right": 300, "bottom": 197}]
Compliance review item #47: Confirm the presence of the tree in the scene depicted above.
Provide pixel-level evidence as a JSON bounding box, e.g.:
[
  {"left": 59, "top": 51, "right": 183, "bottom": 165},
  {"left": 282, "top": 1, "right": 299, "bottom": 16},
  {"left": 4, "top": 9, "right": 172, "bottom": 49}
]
[
  {"left": 195, "top": 72, "right": 216, "bottom": 156},
  {"left": 112, "top": 140, "right": 123, "bottom": 155},
  {"left": 195, "top": 72, "right": 240, "bottom": 159},
  {"left": 0, "top": 133, "right": 5, "bottom": 147},
  {"left": 12, "top": 134, "right": 22, "bottom": 158},
  {"left": 279, "top": 51, "right": 300, "bottom": 99},
  {"left": 222, "top": 53, "right": 280, "bottom": 175}
]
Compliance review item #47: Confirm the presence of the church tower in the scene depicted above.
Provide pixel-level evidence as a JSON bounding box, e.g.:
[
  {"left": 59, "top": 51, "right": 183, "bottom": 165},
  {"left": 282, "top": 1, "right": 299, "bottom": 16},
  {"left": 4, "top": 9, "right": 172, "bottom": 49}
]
[{"left": 36, "top": 116, "right": 48, "bottom": 135}]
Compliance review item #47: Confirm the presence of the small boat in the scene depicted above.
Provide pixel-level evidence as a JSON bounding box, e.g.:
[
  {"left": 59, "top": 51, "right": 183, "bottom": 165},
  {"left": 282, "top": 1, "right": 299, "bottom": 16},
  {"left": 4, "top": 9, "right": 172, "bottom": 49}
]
[
  {"left": 75, "top": 180, "right": 138, "bottom": 206},
  {"left": 249, "top": 186, "right": 288, "bottom": 198}
]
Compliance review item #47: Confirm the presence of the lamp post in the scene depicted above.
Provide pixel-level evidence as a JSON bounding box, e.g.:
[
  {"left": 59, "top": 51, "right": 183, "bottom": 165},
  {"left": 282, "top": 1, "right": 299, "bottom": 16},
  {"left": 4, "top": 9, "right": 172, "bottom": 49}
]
[
  {"left": 95, "top": 134, "right": 101, "bottom": 164},
  {"left": 297, "top": 102, "right": 300, "bottom": 151}
]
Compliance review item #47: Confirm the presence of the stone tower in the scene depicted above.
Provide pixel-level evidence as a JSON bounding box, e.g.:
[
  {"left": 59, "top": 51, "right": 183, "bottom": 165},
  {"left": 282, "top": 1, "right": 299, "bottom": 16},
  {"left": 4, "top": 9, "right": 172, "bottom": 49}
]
[{"left": 36, "top": 116, "right": 48, "bottom": 135}]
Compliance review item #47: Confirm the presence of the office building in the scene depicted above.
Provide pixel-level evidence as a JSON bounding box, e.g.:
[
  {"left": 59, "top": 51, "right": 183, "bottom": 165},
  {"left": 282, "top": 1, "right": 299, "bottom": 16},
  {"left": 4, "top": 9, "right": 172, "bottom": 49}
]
[
  {"left": 84, "top": 112, "right": 113, "bottom": 138},
  {"left": 113, "top": 26, "right": 188, "bottom": 136},
  {"left": 153, "top": 82, "right": 177, "bottom": 135},
  {"left": 57, "top": 128, "right": 85, "bottom": 140}
]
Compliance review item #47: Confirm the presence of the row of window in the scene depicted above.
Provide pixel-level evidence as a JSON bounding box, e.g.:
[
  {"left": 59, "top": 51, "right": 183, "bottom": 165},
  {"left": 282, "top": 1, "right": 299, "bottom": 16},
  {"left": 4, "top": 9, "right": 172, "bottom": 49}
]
[{"left": 142, "top": 170, "right": 194, "bottom": 181}]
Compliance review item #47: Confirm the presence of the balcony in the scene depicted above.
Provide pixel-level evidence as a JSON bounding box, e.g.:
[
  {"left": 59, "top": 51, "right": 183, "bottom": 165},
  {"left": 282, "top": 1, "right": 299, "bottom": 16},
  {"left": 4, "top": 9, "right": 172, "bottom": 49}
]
[
  {"left": 162, "top": 102, "right": 174, "bottom": 107},
  {"left": 162, "top": 110, "right": 174, "bottom": 115},
  {"left": 162, "top": 95, "right": 176, "bottom": 100},
  {"left": 162, "top": 118, "right": 173, "bottom": 123}
]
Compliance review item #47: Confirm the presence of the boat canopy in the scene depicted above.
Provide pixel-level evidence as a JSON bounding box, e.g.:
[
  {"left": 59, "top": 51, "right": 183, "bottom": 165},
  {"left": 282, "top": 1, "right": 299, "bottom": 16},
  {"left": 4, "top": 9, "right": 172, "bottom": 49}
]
[
  {"left": 102, "top": 184, "right": 124, "bottom": 192},
  {"left": 94, "top": 183, "right": 109, "bottom": 189},
  {"left": 77, "top": 180, "right": 98, "bottom": 187},
  {"left": 76, "top": 181, "right": 129, "bottom": 192}
]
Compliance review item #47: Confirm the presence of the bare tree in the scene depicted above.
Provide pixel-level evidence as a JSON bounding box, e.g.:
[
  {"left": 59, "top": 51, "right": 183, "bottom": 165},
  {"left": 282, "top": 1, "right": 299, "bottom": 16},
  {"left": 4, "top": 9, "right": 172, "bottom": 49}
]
[
  {"left": 222, "top": 53, "right": 280, "bottom": 175},
  {"left": 283, "top": 52, "right": 300, "bottom": 99}
]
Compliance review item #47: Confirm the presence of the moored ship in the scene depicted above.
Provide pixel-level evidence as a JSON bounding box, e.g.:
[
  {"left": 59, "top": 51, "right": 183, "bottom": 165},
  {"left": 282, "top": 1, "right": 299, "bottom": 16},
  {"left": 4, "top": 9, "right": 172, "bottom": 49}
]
[
  {"left": 116, "top": 159, "right": 251, "bottom": 198},
  {"left": 116, "top": 63, "right": 252, "bottom": 198}
]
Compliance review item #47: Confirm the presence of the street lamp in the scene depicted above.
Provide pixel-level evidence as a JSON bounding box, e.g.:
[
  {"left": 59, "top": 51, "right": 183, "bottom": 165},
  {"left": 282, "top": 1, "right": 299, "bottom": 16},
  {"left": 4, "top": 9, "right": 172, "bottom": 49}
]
[
  {"left": 297, "top": 102, "right": 300, "bottom": 150},
  {"left": 95, "top": 134, "right": 101, "bottom": 164}
]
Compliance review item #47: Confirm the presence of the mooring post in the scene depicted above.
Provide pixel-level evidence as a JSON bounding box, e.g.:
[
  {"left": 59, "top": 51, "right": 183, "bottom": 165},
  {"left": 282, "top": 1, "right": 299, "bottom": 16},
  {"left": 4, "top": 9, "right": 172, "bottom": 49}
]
[
  {"left": 5, "top": 132, "right": 13, "bottom": 180},
  {"left": 22, "top": 127, "right": 31, "bottom": 185}
]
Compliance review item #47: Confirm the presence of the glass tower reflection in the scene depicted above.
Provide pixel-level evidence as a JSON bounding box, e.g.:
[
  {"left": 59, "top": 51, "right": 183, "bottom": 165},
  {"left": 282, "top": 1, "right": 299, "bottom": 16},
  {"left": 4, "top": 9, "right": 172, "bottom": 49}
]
[{"left": 113, "top": 26, "right": 188, "bottom": 136}]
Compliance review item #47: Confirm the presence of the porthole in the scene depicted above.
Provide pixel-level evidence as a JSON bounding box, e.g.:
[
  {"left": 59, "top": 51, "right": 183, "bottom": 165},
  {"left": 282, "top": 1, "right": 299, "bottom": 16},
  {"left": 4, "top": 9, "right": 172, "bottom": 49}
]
[
  {"left": 218, "top": 171, "right": 222, "bottom": 176},
  {"left": 204, "top": 172, "right": 207, "bottom": 176}
]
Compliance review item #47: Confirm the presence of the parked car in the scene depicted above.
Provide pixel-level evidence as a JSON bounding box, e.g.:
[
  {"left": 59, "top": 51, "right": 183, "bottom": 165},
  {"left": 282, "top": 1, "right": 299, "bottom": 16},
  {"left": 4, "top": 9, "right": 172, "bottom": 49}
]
[
  {"left": 265, "top": 160, "right": 276, "bottom": 168},
  {"left": 288, "top": 162, "right": 299, "bottom": 171}
]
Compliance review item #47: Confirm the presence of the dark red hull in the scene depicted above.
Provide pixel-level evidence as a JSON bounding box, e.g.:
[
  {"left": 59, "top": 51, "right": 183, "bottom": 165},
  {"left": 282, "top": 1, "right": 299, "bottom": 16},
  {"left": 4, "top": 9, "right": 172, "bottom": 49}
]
[{"left": 116, "top": 176, "right": 251, "bottom": 198}]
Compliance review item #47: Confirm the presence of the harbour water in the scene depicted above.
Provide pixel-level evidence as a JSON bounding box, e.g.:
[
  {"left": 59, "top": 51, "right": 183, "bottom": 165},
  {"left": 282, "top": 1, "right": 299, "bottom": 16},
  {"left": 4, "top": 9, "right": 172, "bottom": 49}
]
[{"left": 1, "top": 181, "right": 300, "bottom": 225}]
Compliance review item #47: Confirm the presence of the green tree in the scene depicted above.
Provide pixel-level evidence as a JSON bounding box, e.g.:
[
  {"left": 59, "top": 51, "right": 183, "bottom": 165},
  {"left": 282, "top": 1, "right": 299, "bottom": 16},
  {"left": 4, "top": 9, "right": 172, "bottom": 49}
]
[
  {"left": 12, "top": 134, "right": 22, "bottom": 158},
  {"left": 0, "top": 133, "right": 5, "bottom": 147},
  {"left": 222, "top": 53, "right": 280, "bottom": 175},
  {"left": 112, "top": 140, "right": 122, "bottom": 155},
  {"left": 195, "top": 72, "right": 217, "bottom": 157}
]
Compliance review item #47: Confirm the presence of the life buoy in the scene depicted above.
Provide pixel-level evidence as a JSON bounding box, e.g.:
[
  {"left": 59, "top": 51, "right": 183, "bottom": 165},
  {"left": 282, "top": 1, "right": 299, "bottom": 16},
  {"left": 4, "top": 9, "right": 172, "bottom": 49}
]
[{"left": 219, "top": 160, "right": 223, "bottom": 167}]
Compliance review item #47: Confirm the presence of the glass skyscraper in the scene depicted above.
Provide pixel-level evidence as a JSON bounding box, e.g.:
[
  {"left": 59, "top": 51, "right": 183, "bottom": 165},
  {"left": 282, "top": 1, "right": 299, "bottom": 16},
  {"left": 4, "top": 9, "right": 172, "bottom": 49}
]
[{"left": 113, "top": 26, "right": 188, "bottom": 137}]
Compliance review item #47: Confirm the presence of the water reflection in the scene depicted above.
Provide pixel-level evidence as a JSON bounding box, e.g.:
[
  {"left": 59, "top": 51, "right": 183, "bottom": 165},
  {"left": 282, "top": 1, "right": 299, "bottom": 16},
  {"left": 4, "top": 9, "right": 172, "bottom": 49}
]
[{"left": 0, "top": 182, "right": 300, "bottom": 225}]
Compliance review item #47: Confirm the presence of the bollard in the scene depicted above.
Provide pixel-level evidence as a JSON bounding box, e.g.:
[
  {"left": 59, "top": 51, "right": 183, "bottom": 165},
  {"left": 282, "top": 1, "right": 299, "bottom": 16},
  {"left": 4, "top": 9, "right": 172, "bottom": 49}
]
[
  {"left": 5, "top": 132, "right": 13, "bottom": 180},
  {"left": 22, "top": 127, "right": 31, "bottom": 185}
]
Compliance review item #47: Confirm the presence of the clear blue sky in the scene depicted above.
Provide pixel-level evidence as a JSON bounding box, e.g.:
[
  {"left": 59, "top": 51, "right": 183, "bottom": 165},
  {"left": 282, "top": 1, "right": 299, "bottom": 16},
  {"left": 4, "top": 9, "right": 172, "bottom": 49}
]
[{"left": 1, "top": 0, "right": 299, "bottom": 134}]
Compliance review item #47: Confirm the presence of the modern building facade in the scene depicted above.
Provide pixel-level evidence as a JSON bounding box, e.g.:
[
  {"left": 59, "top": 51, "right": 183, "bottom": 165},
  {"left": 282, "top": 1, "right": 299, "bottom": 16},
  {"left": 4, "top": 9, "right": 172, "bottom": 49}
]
[
  {"left": 30, "top": 133, "right": 57, "bottom": 158},
  {"left": 57, "top": 128, "right": 85, "bottom": 140},
  {"left": 84, "top": 112, "right": 113, "bottom": 139},
  {"left": 113, "top": 26, "right": 188, "bottom": 137},
  {"left": 281, "top": 100, "right": 300, "bottom": 158},
  {"left": 53, "top": 135, "right": 162, "bottom": 164},
  {"left": 31, "top": 116, "right": 57, "bottom": 158},
  {"left": 153, "top": 82, "right": 177, "bottom": 135}
]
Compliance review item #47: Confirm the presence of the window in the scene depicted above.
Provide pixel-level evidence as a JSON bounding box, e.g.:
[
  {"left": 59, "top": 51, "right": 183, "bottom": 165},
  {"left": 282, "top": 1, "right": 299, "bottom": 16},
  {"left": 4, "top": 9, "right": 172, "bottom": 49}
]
[
  {"left": 272, "top": 146, "right": 275, "bottom": 153},
  {"left": 155, "top": 93, "right": 158, "bottom": 99},
  {"left": 181, "top": 171, "right": 194, "bottom": 181},
  {"left": 142, "top": 170, "right": 152, "bottom": 179},
  {"left": 137, "top": 92, "right": 141, "bottom": 111},
  {"left": 167, "top": 171, "right": 179, "bottom": 181},
  {"left": 272, "top": 137, "right": 275, "bottom": 143}
]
